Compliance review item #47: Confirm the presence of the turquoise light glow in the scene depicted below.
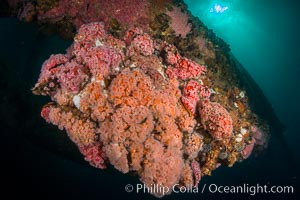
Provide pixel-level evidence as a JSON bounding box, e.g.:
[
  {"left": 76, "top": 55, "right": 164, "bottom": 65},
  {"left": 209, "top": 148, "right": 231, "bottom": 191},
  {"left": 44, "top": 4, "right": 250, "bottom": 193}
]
[
  {"left": 184, "top": 0, "right": 300, "bottom": 184},
  {"left": 210, "top": 3, "right": 229, "bottom": 13},
  {"left": 184, "top": 1, "right": 300, "bottom": 156}
]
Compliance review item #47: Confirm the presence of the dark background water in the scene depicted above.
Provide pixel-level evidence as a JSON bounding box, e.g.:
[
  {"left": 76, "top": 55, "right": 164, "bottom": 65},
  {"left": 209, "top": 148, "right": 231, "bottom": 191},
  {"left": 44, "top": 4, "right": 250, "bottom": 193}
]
[{"left": 0, "top": 1, "right": 299, "bottom": 199}]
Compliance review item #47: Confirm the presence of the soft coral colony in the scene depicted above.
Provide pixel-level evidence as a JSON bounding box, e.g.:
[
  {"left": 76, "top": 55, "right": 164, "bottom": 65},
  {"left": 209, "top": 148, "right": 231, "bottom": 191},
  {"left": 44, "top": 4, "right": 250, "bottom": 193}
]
[{"left": 30, "top": 3, "right": 269, "bottom": 199}]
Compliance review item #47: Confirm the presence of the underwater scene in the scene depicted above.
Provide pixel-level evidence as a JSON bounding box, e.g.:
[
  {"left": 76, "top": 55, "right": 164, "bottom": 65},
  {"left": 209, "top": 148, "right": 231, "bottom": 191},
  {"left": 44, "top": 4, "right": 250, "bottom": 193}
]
[{"left": 0, "top": 0, "right": 298, "bottom": 199}]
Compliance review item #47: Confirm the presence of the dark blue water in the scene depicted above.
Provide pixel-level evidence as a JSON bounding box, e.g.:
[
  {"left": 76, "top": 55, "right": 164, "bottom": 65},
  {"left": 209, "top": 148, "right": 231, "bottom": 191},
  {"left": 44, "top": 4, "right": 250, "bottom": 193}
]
[{"left": 0, "top": 1, "right": 299, "bottom": 199}]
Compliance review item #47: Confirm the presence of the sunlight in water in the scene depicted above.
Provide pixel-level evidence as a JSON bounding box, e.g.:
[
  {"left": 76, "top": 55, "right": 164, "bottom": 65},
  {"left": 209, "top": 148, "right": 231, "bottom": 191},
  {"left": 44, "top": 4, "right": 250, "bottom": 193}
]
[{"left": 210, "top": 3, "right": 229, "bottom": 13}]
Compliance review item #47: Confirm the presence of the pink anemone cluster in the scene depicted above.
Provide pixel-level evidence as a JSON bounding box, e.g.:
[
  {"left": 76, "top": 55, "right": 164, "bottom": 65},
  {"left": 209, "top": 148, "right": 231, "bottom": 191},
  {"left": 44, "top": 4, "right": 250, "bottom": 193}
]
[
  {"left": 164, "top": 46, "right": 207, "bottom": 80},
  {"left": 198, "top": 100, "right": 233, "bottom": 140}
]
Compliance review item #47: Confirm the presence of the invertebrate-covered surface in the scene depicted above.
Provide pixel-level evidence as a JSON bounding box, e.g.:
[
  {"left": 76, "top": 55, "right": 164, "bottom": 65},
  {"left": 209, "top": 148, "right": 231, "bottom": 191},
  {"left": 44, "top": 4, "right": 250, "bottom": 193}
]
[
  {"left": 2, "top": 0, "right": 288, "bottom": 198},
  {"left": 32, "top": 21, "right": 269, "bottom": 197}
]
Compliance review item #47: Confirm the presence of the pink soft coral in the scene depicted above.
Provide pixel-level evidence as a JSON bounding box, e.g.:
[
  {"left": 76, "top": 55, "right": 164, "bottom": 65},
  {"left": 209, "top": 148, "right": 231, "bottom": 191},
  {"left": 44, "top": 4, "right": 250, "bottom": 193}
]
[
  {"left": 181, "top": 80, "right": 201, "bottom": 115},
  {"left": 199, "top": 100, "right": 233, "bottom": 140},
  {"left": 241, "top": 137, "right": 256, "bottom": 159},
  {"left": 166, "top": 6, "right": 191, "bottom": 38},
  {"left": 130, "top": 33, "right": 154, "bottom": 56},
  {"left": 79, "top": 143, "right": 107, "bottom": 169},
  {"left": 57, "top": 61, "right": 88, "bottom": 93},
  {"left": 35, "top": 0, "right": 151, "bottom": 30},
  {"left": 163, "top": 44, "right": 206, "bottom": 80}
]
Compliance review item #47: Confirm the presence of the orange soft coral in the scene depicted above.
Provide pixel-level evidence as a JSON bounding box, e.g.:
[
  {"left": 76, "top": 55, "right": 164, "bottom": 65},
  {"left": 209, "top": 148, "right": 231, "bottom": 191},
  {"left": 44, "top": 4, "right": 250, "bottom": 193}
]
[{"left": 41, "top": 104, "right": 96, "bottom": 147}]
